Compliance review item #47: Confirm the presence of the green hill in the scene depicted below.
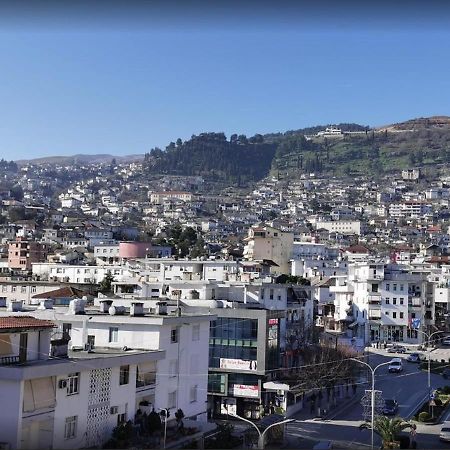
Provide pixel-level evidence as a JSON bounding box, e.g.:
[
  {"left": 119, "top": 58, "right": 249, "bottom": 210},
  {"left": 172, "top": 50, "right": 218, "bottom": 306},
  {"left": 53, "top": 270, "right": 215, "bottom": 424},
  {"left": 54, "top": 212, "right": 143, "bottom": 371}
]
[{"left": 143, "top": 132, "right": 277, "bottom": 184}]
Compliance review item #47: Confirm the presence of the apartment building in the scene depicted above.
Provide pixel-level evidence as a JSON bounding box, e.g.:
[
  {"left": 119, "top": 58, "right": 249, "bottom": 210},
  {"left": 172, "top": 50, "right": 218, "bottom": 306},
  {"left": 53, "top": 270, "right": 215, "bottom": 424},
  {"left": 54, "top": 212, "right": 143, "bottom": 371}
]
[
  {"left": 243, "top": 225, "right": 294, "bottom": 274},
  {"left": 314, "top": 220, "right": 362, "bottom": 236},
  {"left": 343, "top": 262, "right": 433, "bottom": 344},
  {"left": 0, "top": 315, "right": 164, "bottom": 450},
  {"left": 149, "top": 191, "right": 193, "bottom": 204},
  {"left": 8, "top": 238, "right": 48, "bottom": 271}
]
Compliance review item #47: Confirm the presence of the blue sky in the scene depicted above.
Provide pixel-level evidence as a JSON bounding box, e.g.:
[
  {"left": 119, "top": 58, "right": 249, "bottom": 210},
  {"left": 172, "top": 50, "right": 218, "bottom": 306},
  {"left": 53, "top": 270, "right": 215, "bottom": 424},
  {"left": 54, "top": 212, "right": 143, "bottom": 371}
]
[{"left": 1, "top": 2, "right": 450, "bottom": 160}]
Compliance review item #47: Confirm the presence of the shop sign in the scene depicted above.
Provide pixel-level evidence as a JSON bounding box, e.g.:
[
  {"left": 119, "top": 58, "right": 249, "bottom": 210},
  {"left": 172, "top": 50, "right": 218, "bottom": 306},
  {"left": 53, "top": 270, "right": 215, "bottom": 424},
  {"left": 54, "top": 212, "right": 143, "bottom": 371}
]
[
  {"left": 233, "top": 384, "right": 260, "bottom": 398},
  {"left": 220, "top": 358, "right": 258, "bottom": 371}
]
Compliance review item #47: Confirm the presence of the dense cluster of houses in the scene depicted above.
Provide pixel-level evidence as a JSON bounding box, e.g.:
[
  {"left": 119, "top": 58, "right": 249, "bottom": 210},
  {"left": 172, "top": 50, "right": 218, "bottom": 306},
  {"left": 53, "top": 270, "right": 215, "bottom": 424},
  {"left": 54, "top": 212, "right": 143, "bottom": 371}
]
[{"left": 1, "top": 159, "right": 450, "bottom": 448}]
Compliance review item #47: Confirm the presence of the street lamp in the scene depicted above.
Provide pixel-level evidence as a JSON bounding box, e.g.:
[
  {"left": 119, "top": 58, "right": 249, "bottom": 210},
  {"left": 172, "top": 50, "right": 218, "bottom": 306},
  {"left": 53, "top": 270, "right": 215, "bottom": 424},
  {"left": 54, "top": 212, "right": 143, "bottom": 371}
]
[
  {"left": 159, "top": 408, "right": 170, "bottom": 449},
  {"left": 350, "top": 358, "right": 391, "bottom": 450},
  {"left": 413, "top": 329, "right": 443, "bottom": 392},
  {"left": 224, "top": 407, "right": 293, "bottom": 450}
]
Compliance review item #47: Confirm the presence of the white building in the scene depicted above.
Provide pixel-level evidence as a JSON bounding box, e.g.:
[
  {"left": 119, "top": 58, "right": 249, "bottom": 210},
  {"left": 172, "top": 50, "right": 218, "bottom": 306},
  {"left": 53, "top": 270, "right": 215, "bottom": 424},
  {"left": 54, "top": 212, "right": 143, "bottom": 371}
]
[
  {"left": 0, "top": 315, "right": 164, "bottom": 450},
  {"left": 314, "top": 220, "right": 362, "bottom": 236}
]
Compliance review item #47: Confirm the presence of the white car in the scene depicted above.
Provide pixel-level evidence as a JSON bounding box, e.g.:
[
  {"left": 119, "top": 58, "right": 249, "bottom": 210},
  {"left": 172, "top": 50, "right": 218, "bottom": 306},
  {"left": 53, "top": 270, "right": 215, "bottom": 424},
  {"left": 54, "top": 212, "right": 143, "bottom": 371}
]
[
  {"left": 388, "top": 358, "right": 403, "bottom": 373},
  {"left": 440, "top": 423, "right": 450, "bottom": 442}
]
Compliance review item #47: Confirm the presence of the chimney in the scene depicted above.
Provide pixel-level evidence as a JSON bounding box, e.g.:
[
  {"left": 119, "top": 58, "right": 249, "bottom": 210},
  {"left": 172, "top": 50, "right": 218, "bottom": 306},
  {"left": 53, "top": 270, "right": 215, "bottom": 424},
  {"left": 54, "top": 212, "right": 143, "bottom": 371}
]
[
  {"left": 109, "top": 305, "right": 126, "bottom": 316},
  {"left": 7, "top": 300, "right": 23, "bottom": 312},
  {"left": 130, "top": 302, "right": 144, "bottom": 316},
  {"left": 156, "top": 301, "right": 167, "bottom": 315},
  {"left": 99, "top": 300, "right": 113, "bottom": 313},
  {"left": 68, "top": 298, "right": 86, "bottom": 315},
  {"left": 38, "top": 299, "right": 54, "bottom": 310}
]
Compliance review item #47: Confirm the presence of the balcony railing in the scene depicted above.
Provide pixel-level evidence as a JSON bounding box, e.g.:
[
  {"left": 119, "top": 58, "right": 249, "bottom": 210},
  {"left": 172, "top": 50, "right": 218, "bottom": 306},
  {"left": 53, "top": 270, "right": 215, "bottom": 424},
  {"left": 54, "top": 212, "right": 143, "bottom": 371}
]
[
  {"left": 136, "top": 372, "right": 156, "bottom": 389},
  {"left": 0, "top": 355, "right": 20, "bottom": 365}
]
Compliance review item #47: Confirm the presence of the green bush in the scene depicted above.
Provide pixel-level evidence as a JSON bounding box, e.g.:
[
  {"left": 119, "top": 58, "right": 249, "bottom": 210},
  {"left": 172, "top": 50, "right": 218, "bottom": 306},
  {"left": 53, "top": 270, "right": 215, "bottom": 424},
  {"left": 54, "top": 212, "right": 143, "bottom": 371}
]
[
  {"left": 435, "top": 398, "right": 443, "bottom": 407},
  {"left": 441, "top": 385, "right": 450, "bottom": 395},
  {"left": 418, "top": 411, "right": 431, "bottom": 422}
]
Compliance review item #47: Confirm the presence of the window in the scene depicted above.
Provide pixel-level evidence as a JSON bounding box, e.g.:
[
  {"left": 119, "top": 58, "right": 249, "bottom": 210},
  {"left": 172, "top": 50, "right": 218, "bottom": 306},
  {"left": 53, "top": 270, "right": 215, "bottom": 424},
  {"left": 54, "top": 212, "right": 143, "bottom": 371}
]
[
  {"left": 392, "top": 312, "right": 397, "bottom": 319},
  {"left": 385, "top": 299, "right": 390, "bottom": 305},
  {"left": 386, "top": 283, "right": 390, "bottom": 291},
  {"left": 119, "top": 365, "right": 130, "bottom": 385},
  {"left": 400, "top": 312, "right": 404, "bottom": 319},
  {"left": 169, "top": 360, "right": 178, "bottom": 377},
  {"left": 269, "top": 289, "right": 274, "bottom": 300},
  {"left": 64, "top": 416, "right": 77, "bottom": 439},
  {"left": 393, "top": 298, "right": 397, "bottom": 305},
  {"left": 21, "top": 286, "right": 26, "bottom": 293},
  {"left": 393, "top": 284, "right": 397, "bottom": 291},
  {"left": 109, "top": 327, "right": 119, "bottom": 343},
  {"left": 400, "top": 298, "right": 404, "bottom": 305},
  {"left": 385, "top": 311, "right": 389, "bottom": 316},
  {"left": 190, "top": 385, "right": 198, "bottom": 403},
  {"left": 400, "top": 284, "right": 404, "bottom": 292},
  {"left": 117, "top": 413, "right": 127, "bottom": 425},
  {"left": 67, "top": 373, "right": 80, "bottom": 395},
  {"left": 192, "top": 325, "right": 200, "bottom": 341},
  {"left": 11, "top": 286, "right": 16, "bottom": 292},
  {"left": 1, "top": 286, "right": 6, "bottom": 293},
  {"left": 171, "top": 328, "right": 178, "bottom": 343},
  {"left": 31, "top": 286, "right": 36, "bottom": 293},
  {"left": 62, "top": 323, "right": 72, "bottom": 339},
  {"left": 168, "top": 391, "right": 177, "bottom": 409}
]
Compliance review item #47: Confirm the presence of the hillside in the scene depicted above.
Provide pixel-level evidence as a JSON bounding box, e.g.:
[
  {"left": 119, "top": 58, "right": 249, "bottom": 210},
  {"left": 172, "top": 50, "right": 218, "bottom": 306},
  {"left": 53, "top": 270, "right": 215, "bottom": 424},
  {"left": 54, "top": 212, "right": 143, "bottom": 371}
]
[
  {"left": 271, "top": 116, "right": 450, "bottom": 178},
  {"left": 143, "top": 132, "right": 277, "bottom": 184}
]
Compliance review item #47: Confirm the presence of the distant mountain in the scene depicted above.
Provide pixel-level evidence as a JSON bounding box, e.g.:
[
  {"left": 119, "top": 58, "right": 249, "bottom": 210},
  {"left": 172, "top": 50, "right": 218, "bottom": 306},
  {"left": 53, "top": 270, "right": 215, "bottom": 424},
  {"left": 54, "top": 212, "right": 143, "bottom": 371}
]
[{"left": 15, "top": 153, "right": 144, "bottom": 166}]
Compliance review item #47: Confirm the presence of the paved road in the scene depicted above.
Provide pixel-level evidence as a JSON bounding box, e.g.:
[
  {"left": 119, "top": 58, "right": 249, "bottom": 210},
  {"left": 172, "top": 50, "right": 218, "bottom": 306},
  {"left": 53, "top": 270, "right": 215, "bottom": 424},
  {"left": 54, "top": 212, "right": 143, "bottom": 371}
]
[{"left": 283, "top": 349, "right": 450, "bottom": 449}]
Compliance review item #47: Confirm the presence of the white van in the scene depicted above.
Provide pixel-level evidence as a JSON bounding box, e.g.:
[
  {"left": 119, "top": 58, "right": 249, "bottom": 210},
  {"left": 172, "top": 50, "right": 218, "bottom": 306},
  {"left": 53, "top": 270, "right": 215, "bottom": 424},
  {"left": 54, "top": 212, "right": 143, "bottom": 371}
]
[{"left": 388, "top": 358, "right": 403, "bottom": 373}]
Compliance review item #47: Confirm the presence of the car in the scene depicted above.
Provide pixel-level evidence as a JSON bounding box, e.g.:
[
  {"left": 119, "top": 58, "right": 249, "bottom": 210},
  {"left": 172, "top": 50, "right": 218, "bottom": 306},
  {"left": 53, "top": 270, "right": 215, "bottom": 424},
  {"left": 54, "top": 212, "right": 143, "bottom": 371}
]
[
  {"left": 440, "top": 423, "right": 450, "bottom": 442},
  {"left": 407, "top": 352, "right": 424, "bottom": 363},
  {"left": 389, "top": 358, "right": 403, "bottom": 373},
  {"left": 387, "top": 345, "right": 406, "bottom": 354},
  {"left": 383, "top": 399, "right": 399, "bottom": 415},
  {"left": 443, "top": 337, "right": 450, "bottom": 346},
  {"left": 443, "top": 368, "right": 450, "bottom": 379}
]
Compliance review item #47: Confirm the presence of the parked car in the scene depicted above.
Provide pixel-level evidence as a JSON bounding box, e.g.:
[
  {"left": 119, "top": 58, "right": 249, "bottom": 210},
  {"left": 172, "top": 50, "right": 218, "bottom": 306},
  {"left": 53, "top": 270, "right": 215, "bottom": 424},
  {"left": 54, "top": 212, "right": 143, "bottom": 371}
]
[
  {"left": 383, "top": 399, "right": 399, "bottom": 415},
  {"left": 443, "top": 368, "right": 450, "bottom": 379},
  {"left": 443, "top": 337, "right": 450, "bottom": 346},
  {"left": 440, "top": 423, "right": 450, "bottom": 442},
  {"left": 407, "top": 352, "right": 424, "bottom": 363},
  {"left": 389, "top": 358, "right": 403, "bottom": 373},
  {"left": 387, "top": 345, "right": 406, "bottom": 354}
]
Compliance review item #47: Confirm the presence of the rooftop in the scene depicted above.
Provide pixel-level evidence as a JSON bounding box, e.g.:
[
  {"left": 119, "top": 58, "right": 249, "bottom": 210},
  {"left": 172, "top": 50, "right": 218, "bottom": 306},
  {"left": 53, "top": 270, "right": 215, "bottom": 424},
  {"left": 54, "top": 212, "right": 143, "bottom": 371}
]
[{"left": 0, "top": 316, "right": 55, "bottom": 332}]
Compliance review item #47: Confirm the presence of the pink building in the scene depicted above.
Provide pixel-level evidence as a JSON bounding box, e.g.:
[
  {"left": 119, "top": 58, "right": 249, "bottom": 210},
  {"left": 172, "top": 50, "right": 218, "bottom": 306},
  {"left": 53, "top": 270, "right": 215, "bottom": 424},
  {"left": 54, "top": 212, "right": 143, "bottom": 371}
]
[{"left": 8, "top": 238, "right": 48, "bottom": 270}]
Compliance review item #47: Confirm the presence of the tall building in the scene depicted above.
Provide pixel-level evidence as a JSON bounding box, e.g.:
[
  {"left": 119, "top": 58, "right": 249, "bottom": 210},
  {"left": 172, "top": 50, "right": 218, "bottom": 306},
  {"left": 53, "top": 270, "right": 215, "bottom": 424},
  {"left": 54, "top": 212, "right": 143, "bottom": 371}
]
[{"left": 8, "top": 238, "right": 48, "bottom": 271}]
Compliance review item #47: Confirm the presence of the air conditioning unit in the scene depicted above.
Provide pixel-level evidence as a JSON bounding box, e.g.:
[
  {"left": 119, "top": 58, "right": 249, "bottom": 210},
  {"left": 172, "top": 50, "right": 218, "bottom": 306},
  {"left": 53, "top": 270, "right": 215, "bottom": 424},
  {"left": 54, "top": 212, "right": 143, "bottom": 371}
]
[
  {"left": 58, "top": 379, "right": 67, "bottom": 389},
  {"left": 110, "top": 406, "right": 118, "bottom": 415}
]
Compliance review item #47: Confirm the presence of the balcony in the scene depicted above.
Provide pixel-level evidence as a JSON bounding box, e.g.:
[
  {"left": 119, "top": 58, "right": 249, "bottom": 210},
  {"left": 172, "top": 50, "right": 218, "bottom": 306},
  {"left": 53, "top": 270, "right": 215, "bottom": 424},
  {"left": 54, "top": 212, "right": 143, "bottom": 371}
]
[
  {"left": 368, "top": 293, "right": 381, "bottom": 304},
  {"left": 0, "top": 355, "right": 20, "bottom": 365},
  {"left": 136, "top": 372, "right": 156, "bottom": 391}
]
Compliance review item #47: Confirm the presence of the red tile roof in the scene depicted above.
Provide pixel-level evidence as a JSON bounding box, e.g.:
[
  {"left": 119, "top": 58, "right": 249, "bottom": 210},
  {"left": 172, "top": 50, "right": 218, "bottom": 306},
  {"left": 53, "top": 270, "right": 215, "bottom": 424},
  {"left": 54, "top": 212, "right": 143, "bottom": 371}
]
[
  {"left": 0, "top": 316, "right": 55, "bottom": 331},
  {"left": 32, "top": 286, "right": 87, "bottom": 299}
]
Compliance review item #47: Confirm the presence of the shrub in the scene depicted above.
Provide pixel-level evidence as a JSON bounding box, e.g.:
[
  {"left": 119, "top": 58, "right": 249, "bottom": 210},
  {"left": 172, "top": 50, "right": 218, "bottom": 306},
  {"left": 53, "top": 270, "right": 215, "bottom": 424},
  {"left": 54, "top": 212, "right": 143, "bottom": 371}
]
[
  {"left": 441, "top": 385, "right": 450, "bottom": 395},
  {"left": 435, "top": 398, "right": 443, "bottom": 407},
  {"left": 418, "top": 411, "right": 431, "bottom": 422}
]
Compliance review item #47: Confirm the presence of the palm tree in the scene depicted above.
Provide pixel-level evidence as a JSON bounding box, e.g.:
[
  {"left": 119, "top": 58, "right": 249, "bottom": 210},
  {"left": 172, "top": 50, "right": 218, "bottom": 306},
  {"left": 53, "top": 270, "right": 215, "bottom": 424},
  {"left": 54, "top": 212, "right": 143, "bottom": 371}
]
[{"left": 360, "top": 416, "right": 413, "bottom": 449}]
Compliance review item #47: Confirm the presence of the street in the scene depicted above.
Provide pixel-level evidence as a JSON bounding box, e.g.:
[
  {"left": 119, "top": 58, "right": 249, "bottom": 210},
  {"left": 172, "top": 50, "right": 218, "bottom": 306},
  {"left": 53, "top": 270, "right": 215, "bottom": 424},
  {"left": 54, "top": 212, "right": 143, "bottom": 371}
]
[{"left": 283, "top": 349, "right": 450, "bottom": 449}]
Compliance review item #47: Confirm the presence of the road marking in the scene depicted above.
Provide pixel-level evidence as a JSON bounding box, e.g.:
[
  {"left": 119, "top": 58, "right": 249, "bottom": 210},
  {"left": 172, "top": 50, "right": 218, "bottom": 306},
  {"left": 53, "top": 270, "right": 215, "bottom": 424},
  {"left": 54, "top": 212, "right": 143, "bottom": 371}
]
[{"left": 405, "top": 392, "right": 429, "bottom": 419}]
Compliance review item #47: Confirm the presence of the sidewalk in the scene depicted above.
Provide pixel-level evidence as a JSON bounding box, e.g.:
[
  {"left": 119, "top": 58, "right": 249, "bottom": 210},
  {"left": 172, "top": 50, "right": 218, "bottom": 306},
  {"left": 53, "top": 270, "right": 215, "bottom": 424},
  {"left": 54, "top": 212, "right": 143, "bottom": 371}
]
[{"left": 292, "top": 384, "right": 364, "bottom": 422}]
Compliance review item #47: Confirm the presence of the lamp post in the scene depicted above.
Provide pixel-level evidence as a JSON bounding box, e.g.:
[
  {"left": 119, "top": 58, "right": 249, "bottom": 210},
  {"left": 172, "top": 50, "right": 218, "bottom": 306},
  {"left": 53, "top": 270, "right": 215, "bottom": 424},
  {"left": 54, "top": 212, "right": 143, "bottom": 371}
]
[
  {"left": 225, "top": 409, "right": 293, "bottom": 450},
  {"left": 413, "top": 329, "right": 443, "bottom": 391},
  {"left": 160, "top": 408, "right": 170, "bottom": 449},
  {"left": 350, "top": 358, "right": 391, "bottom": 450}
]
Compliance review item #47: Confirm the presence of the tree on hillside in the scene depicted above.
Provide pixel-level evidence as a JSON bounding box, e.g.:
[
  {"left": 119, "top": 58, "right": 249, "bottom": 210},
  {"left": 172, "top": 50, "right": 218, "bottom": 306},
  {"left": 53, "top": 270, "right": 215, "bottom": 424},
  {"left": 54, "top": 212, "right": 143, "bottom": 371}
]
[{"left": 99, "top": 271, "right": 115, "bottom": 293}]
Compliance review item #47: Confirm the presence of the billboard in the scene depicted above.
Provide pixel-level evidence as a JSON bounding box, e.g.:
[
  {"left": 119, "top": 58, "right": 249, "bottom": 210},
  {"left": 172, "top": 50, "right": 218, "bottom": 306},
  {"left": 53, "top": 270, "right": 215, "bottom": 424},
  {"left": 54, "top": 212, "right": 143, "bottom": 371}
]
[
  {"left": 233, "top": 384, "right": 260, "bottom": 398},
  {"left": 219, "top": 358, "right": 258, "bottom": 371}
]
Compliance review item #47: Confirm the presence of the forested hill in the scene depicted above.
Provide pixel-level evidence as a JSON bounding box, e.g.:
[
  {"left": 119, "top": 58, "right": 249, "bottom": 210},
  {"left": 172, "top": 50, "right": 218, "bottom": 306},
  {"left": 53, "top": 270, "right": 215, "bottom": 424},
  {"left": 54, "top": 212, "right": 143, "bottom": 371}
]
[
  {"left": 143, "top": 132, "right": 277, "bottom": 184},
  {"left": 141, "top": 116, "right": 450, "bottom": 183}
]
